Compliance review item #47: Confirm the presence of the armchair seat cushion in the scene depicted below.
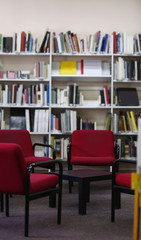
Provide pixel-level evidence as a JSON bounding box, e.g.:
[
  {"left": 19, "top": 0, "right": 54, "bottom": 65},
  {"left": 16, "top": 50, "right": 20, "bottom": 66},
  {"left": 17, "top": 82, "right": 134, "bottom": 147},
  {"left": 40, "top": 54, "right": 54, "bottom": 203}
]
[
  {"left": 30, "top": 174, "right": 59, "bottom": 194},
  {"left": 25, "top": 156, "right": 52, "bottom": 166},
  {"left": 115, "top": 173, "right": 131, "bottom": 188},
  {"left": 71, "top": 156, "right": 115, "bottom": 166}
]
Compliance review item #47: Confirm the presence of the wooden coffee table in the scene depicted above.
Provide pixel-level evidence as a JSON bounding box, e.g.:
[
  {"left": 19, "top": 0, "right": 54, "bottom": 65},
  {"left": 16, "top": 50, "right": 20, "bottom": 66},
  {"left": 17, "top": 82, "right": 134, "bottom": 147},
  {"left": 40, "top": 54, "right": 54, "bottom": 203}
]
[{"left": 61, "top": 169, "right": 112, "bottom": 215}]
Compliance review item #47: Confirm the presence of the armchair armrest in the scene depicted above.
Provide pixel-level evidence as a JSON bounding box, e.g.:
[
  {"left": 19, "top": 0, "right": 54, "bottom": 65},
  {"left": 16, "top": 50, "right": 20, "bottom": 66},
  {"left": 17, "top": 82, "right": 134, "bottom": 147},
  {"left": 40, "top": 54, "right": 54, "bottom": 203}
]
[
  {"left": 33, "top": 143, "right": 56, "bottom": 159},
  {"left": 26, "top": 160, "right": 63, "bottom": 194},
  {"left": 112, "top": 159, "right": 136, "bottom": 184}
]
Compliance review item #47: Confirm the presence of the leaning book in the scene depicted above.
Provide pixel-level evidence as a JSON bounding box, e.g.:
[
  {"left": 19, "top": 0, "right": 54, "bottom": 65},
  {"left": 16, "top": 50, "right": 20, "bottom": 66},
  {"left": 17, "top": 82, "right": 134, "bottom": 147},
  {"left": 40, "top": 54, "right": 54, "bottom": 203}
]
[{"left": 10, "top": 116, "right": 26, "bottom": 129}]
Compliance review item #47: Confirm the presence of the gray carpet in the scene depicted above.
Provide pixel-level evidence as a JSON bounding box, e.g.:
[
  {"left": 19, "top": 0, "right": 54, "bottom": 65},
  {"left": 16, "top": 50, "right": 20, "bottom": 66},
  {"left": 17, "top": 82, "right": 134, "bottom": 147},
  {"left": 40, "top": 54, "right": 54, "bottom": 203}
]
[{"left": 0, "top": 180, "right": 134, "bottom": 240}]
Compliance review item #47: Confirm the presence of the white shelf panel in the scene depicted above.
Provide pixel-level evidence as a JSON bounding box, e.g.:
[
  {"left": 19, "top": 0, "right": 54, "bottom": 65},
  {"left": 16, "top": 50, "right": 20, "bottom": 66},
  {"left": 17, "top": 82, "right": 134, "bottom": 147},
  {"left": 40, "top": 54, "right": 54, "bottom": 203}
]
[
  {"left": 114, "top": 132, "right": 138, "bottom": 136},
  {"left": 0, "top": 78, "right": 50, "bottom": 82},
  {"left": 51, "top": 105, "right": 111, "bottom": 109},
  {"left": 52, "top": 74, "right": 111, "bottom": 78},
  {"left": 113, "top": 80, "right": 141, "bottom": 83},
  {"left": 0, "top": 52, "right": 50, "bottom": 56},
  {"left": 0, "top": 104, "right": 50, "bottom": 109},
  {"left": 51, "top": 53, "right": 112, "bottom": 57},
  {"left": 113, "top": 106, "right": 141, "bottom": 109},
  {"left": 30, "top": 132, "right": 49, "bottom": 135}
]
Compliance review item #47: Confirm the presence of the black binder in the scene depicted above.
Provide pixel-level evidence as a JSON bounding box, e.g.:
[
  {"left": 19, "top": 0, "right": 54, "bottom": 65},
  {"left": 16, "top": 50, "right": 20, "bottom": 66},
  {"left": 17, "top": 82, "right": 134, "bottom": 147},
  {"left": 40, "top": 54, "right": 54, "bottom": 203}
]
[{"left": 117, "top": 88, "right": 139, "bottom": 106}]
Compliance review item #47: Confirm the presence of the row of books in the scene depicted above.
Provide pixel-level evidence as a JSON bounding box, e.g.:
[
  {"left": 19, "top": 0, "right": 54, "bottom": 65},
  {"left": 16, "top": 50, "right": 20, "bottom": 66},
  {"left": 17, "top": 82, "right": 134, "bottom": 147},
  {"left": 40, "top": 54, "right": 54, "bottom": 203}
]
[
  {"left": 51, "top": 110, "right": 108, "bottom": 133},
  {"left": 52, "top": 60, "right": 110, "bottom": 76},
  {"left": 33, "top": 62, "right": 50, "bottom": 79},
  {"left": 113, "top": 111, "right": 139, "bottom": 133},
  {"left": 0, "top": 62, "right": 50, "bottom": 80},
  {"left": 52, "top": 31, "right": 111, "bottom": 54},
  {"left": 52, "top": 84, "right": 110, "bottom": 106},
  {"left": 44, "top": 136, "right": 70, "bottom": 160},
  {"left": 113, "top": 32, "right": 141, "bottom": 54},
  {"left": 115, "top": 137, "right": 136, "bottom": 159},
  {"left": 52, "top": 84, "right": 83, "bottom": 106},
  {"left": 0, "top": 30, "right": 141, "bottom": 54},
  {"left": 0, "top": 31, "right": 51, "bottom": 53},
  {"left": 114, "top": 57, "right": 141, "bottom": 81},
  {"left": 0, "top": 83, "right": 50, "bottom": 106}
]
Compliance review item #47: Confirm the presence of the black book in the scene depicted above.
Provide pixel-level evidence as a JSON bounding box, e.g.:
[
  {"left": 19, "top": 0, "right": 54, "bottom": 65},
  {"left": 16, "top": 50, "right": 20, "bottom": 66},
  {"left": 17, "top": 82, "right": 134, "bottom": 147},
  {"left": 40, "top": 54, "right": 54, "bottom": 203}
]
[
  {"left": 117, "top": 88, "right": 139, "bottom": 106},
  {"left": 137, "top": 59, "right": 141, "bottom": 80},
  {"left": 77, "top": 116, "right": 81, "bottom": 130},
  {"left": 69, "top": 85, "right": 74, "bottom": 105},
  {"left": 129, "top": 60, "right": 135, "bottom": 80},
  {"left": 100, "top": 89, "right": 105, "bottom": 105},
  {"left": 39, "top": 31, "right": 48, "bottom": 53}
]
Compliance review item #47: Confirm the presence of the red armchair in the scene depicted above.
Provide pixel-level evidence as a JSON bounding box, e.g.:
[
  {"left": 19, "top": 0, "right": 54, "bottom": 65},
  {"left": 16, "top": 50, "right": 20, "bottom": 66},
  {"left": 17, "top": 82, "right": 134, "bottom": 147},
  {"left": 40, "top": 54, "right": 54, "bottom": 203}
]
[
  {"left": 67, "top": 130, "right": 115, "bottom": 192},
  {"left": 0, "top": 129, "right": 56, "bottom": 211},
  {"left": 0, "top": 129, "right": 56, "bottom": 166},
  {"left": 111, "top": 159, "right": 135, "bottom": 222},
  {"left": 0, "top": 143, "right": 62, "bottom": 237}
]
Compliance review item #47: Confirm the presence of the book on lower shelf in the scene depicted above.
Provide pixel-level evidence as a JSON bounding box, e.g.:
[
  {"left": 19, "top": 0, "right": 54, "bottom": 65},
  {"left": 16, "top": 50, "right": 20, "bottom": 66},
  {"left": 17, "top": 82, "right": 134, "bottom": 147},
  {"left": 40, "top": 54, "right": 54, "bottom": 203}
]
[{"left": 10, "top": 116, "right": 26, "bottom": 130}]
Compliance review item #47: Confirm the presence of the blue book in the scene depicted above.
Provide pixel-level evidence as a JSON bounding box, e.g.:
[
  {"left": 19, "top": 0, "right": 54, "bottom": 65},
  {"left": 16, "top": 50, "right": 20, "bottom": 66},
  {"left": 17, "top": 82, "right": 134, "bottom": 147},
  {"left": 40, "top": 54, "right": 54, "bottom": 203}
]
[
  {"left": 29, "top": 36, "right": 33, "bottom": 52},
  {"left": 103, "top": 34, "right": 108, "bottom": 52},
  {"left": 47, "top": 83, "right": 50, "bottom": 105},
  {"left": 51, "top": 114, "right": 54, "bottom": 131}
]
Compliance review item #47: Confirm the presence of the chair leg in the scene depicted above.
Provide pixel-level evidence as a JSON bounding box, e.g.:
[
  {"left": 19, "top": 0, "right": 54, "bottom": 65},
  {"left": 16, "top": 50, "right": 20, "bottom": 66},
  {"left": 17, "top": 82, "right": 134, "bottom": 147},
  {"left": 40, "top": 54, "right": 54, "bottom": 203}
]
[
  {"left": 49, "top": 192, "right": 56, "bottom": 208},
  {"left": 0, "top": 193, "right": 4, "bottom": 212},
  {"left": 6, "top": 194, "right": 9, "bottom": 217},
  {"left": 115, "top": 190, "right": 121, "bottom": 209},
  {"left": 57, "top": 191, "right": 62, "bottom": 224},
  {"left": 69, "top": 181, "right": 73, "bottom": 193},
  {"left": 25, "top": 195, "right": 29, "bottom": 237},
  {"left": 111, "top": 188, "right": 115, "bottom": 222}
]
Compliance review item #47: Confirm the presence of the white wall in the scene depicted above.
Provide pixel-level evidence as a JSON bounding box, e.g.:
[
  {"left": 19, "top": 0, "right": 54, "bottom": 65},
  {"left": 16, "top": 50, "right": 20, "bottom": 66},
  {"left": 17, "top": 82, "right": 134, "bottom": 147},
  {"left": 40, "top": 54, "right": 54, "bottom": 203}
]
[{"left": 1, "top": 0, "right": 141, "bottom": 40}]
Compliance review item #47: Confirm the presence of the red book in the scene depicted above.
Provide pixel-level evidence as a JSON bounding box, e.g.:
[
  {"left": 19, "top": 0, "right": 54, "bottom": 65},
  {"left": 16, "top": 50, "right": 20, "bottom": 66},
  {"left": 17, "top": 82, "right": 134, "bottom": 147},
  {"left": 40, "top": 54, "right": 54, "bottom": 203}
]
[
  {"left": 55, "top": 117, "right": 59, "bottom": 130},
  {"left": 81, "top": 59, "right": 84, "bottom": 75},
  {"left": 104, "top": 85, "right": 109, "bottom": 105},
  {"left": 21, "top": 31, "right": 26, "bottom": 52},
  {"left": 113, "top": 32, "right": 117, "bottom": 54}
]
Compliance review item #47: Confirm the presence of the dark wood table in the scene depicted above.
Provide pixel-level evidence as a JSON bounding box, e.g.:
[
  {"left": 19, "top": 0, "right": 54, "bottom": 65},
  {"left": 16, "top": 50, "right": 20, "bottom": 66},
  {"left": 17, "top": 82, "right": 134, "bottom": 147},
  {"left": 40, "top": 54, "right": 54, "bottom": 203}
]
[{"left": 61, "top": 169, "right": 112, "bottom": 215}]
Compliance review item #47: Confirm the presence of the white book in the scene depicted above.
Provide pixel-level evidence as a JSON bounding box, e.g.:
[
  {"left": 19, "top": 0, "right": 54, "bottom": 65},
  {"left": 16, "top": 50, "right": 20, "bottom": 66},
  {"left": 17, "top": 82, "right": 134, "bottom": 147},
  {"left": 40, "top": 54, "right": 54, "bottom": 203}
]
[
  {"left": 118, "top": 57, "right": 125, "bottom": 81},
  {"left": 84, "top": 59, "right": 102, "bottom": 76},
  {"left": 52, "top": 62, "right": 60, "bottom": 75},
  {"left": 126, "top": 34, "right": 134, "bottom": 54},
  {"left": 57, "top": 34, "right": 62, "bottom": 53},
  {"left": 33, "top": 109, "right": 39, "bottom": 132},
  {"left": 16, "top": 32, "right": 21, "bottom": 53},
  {"left": 57, "top": 88, "right": 61, "bottom": 105},
  {"left": 25, "top": 109, "right": 30, "bottom": 132},
  {"left": 102, "top": 62, "right": 110, "bottom": 75},
  {"left": 45, "top": 109, "right": 49, "bottom": 132}
]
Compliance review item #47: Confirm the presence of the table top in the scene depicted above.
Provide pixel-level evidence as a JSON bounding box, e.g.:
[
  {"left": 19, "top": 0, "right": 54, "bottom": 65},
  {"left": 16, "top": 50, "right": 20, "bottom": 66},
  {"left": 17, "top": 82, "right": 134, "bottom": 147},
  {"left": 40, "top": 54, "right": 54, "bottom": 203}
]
[{"left": 61, "top": 169, "right": 112, "bottom": 180}]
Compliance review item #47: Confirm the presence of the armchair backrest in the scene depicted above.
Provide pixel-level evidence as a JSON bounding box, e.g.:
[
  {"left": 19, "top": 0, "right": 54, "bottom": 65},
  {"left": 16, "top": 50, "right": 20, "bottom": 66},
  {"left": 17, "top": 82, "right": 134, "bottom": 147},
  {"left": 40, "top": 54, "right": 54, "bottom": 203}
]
[
  {"left": 0, "top": 143, "right": 27, "bottom": 194},
  {"left": 70, "top": 130, "right": 115, "bottom": 166},
  {"left": 0, "top": 130, "right": 34, "bottom": 157}
]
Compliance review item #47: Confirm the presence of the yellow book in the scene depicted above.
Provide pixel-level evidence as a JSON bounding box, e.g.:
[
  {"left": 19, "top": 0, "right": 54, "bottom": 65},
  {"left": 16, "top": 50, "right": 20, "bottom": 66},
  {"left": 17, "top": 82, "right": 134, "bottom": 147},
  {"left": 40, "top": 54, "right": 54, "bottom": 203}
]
[
  {"left": 60, "top": 61, "right": 77, "bottom": 75},
  {"left": 51, "top": 136, "right": 55, "bottom": 158},
  {"left": 127, "top": 111, "right": 132, "bottom": 132},
  {"left": 122, "top": 115, "right": 127, "bottom": 132},
  {"left": 130, "top": 111, "right": 137, "bottom": 132},
  {"left": 133, "top": 190, "right": 139, "bottom": 240}
]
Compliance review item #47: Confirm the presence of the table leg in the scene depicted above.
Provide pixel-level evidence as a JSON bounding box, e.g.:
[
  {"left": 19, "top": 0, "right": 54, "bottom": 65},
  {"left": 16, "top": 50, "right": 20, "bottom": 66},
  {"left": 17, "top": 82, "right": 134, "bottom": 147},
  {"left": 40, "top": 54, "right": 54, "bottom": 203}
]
[{"left": 78, "top": 180, "right": 87, "bottom": 215}]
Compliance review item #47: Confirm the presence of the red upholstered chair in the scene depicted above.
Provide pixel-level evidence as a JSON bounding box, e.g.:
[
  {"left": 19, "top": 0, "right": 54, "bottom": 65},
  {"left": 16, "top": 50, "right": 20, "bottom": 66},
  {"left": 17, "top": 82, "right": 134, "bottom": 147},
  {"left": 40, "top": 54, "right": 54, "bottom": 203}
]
[
  {"left": 0, "top": 143, "right": 62, "bottom": 237},
  {"left": 67, "top": 130, "right": 115, "bottom": 192},
  {"left": 0, "top": 129, "right": 56, "bottom": 211},
  {"left": 111, "top": 159, "right": 136, "bottom": 222},
  {"left": 0, "top": 129, "right": 56, "bottom": 166}
]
